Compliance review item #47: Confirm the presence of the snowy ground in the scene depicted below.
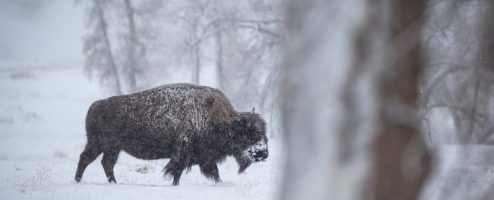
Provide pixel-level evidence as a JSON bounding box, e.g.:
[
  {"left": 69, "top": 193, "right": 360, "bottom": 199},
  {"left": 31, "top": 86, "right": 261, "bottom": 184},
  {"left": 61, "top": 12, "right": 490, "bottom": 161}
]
[
  {"left": 0, "top": 64, "right": 283, "bottom": 200},
  {"left": 420, "top": 145, "right": 494, "bottom": 200}
]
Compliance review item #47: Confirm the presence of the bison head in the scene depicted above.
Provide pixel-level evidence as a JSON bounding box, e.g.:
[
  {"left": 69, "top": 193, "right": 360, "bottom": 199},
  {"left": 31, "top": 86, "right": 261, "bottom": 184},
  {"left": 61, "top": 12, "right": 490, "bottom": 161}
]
[{"left": 232, "top": 108, "right": 268, "bottom": 173}]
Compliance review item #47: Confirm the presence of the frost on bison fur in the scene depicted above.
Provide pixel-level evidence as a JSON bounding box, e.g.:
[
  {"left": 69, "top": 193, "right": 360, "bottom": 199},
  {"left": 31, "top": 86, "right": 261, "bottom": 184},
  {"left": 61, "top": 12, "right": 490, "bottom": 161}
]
[{"left": 74, "top": 83, "right": 268, "bottom": 185}]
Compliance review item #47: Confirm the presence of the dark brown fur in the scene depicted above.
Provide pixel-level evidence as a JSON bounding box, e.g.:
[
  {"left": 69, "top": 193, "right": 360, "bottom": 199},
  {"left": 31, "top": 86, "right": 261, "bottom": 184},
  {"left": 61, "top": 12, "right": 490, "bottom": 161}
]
[{"left": 75, "top": 83, "right": 268, "bottom": 185}]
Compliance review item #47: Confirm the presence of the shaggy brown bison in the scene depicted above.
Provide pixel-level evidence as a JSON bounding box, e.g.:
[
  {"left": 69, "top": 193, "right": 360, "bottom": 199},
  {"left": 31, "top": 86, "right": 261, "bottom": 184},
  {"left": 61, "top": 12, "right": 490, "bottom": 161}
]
[{"left": 74, "top": 83, "right": 268, "bottom": 185}]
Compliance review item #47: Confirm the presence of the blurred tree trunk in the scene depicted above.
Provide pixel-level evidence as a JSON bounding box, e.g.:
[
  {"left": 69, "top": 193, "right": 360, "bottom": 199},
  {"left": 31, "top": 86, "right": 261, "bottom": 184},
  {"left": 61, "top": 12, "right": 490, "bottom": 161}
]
[
  {"left": 282, "top": 0, "right": 380, "bottom": 199},
  {"left": 369, "top": 0, "right": 430, "bottom": 199},
  {"left": 192, "top": 18, "right": 201, "bottom": 84},
  {"left": 477, "top": 0, "right": 494, "bottom": 143},
  {"left": 194, "top": 44, "right": 201, "bottom": 84},
  {"left": 215, "top": 24, "right": 225, "bottom": 89},
  {"left": 93, "top": 0, "right": 122, "bottom": 95},
  {"left": 124, "top": 0, "right": 138, "bottom": 92},
  {"left": 481, "top": 2, "right": 494, "bottom": 71},
  {"left": 281, "top": 0, "right": 430, "bottom": 199}
]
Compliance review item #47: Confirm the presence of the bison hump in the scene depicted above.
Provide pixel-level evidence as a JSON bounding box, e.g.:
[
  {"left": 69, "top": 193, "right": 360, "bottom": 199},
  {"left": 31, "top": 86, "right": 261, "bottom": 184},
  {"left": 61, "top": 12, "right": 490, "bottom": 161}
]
[{"left": 121, "top": 84, "right": 236, "bottom": 134}]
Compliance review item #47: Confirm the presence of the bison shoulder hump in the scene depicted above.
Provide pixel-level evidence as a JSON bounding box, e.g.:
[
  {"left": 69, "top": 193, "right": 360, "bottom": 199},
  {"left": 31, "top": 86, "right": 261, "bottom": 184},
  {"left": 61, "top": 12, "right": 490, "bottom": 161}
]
[{"left": 203, "top": 88, "right": 236, "bottom": 124}]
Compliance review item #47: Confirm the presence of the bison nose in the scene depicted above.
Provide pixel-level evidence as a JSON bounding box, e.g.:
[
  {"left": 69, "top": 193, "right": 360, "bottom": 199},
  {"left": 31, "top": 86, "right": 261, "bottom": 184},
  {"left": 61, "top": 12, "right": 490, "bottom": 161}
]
[{"left": 254, "top": 150, "right": 268, "bottom": 161}]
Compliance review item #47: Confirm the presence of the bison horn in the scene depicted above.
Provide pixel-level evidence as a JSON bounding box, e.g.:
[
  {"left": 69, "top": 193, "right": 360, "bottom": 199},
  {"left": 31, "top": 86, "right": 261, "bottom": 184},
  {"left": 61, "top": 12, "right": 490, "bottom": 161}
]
[
  {"left": 246, "top": 107, "right": 255, "bottom": 128},
  {"left": 245, "top": 107, "right": 255, "bottom": 128}
]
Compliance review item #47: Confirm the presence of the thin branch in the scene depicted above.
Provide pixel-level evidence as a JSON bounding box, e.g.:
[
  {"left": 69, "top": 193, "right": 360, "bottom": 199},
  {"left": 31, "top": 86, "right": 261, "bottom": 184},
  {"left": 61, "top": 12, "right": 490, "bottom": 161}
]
[
  {"left": 236, "top": 24, "right": 282, "bottom": 38},
  {"left": 420, "top": 64, "right": 472, "bottom": 108},
  {"left": 465, "top": 66, "right": 480, "bottom": 138},
  {"left": 420, "top": 102, "right": 486, "bottom": 122},
  {"left": 234, "top": 19, "right": 283, "bottom": 25}
]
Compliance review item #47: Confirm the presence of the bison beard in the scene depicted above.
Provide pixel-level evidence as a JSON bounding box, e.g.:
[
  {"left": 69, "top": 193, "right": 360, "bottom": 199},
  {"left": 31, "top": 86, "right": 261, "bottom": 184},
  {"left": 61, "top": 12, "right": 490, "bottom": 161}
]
[{"left": 74, "top": 83, "right": 268, "bottom": 185}]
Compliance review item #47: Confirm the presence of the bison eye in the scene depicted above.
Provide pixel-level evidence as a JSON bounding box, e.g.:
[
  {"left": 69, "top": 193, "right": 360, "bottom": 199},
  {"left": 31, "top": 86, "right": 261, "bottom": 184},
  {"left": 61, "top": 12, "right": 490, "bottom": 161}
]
[{"left": 248, "top": 131, "right": 261, "bottom": 142}]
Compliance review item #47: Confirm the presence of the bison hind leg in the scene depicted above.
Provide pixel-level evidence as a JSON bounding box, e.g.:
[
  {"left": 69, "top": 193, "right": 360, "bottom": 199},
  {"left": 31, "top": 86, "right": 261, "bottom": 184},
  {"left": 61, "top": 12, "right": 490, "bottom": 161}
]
[
  {"left": 101, "top": 149, "right": 120, "bottom": 183},
  {"left": 75, "top": 143, "right": 102, "bottom": 183},
  {"left": 199, "top": 162, "right": 220, "bottom": 183}
]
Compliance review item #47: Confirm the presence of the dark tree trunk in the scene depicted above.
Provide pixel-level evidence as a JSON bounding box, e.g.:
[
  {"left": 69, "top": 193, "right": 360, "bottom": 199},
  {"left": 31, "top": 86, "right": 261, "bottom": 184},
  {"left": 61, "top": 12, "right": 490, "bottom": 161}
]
[
  {"left": 281, "top": 0, "right": 430, "bottom": 199},
  {"left": 369, "top": 1, "right": 431, "bottom": 199}
]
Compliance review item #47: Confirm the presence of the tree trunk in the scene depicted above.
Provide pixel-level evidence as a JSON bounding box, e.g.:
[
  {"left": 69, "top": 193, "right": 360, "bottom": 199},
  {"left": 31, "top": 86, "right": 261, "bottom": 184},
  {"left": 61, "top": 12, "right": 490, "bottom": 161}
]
[
  {"left": 369, "top": 1, "right": 430, "bottom": 199},
  {"left": 190, "top": 18, "right": 201, "bottom": 85},
  {"left": 481, "top": 2, "right": 494, "bottom": 72},
  {"left": 124, "top": 0, "right": 138, "bottom": 92},
  {"left": 216, "top": 26, "right": 224, "bottom": 89},
  {"left": 194, "top": 44, "right": 201, "bottom": 84},
  {"left": 281, "top": 0, "right": 379, "bottom": 199},
  {"left": 94, "top": 0, "right": 122, "bottom": 95},
  {"left": 478, "top": 1, "right": 494, "bottom": 144},
  {"left": 281, "top": 0, "right": 430, "bottom": 199}
]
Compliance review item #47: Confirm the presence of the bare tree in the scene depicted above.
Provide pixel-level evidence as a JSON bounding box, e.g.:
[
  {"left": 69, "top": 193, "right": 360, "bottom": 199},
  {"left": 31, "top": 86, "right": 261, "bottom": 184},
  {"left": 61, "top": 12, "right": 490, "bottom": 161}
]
[
  {"left": 82, "top": 0, "right": 147, "bottom": 94},
  {"left": 218, "top": 0, "right": 284, "bottom": 111},
  {"left": 82, "top": 0, "right": 285, "bottom": 124},
  {"left": 421, "top": 0, "right": 494, "bottom": 145},
  {"left": 173, "top": 0, "right": 214, "bottom": 84},
  {"left": 83, "top": 0, "right": 123, "bottom": 95}
]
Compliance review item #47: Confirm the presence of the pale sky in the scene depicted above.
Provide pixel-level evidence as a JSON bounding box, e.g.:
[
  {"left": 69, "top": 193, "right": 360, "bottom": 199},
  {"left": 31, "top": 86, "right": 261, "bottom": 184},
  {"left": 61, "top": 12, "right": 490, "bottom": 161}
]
[{"left": 0, "top": 0, "right": 85, "bottom": 64}]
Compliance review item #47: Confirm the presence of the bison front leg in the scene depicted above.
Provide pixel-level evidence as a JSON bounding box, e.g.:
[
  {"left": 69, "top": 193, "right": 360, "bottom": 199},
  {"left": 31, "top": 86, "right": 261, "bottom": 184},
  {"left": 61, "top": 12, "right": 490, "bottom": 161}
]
[
  {"left": 164, "top": 147, "right": 193, "bottom": 186},
  {"left": 163, "top": 156, "right": 187, "bottom": 186},
  {"left": 199, "top": 162, "right": 220, "bottom": 183},
  {"left": 101, "top": 149, "right": 120, "bottom": 183},
  {"left": 234, "top": 153, "right": 252, "bottom": 174}
]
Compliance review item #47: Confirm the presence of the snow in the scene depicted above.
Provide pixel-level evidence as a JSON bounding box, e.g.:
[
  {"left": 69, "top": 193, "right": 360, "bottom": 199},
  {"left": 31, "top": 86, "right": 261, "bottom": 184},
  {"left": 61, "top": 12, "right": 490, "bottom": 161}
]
[
  {"left": 420, "top": 145, "right": 494, "bottom": 199},
  {"left": 0, "top": 64, "right": 282, "bottom": 200}
]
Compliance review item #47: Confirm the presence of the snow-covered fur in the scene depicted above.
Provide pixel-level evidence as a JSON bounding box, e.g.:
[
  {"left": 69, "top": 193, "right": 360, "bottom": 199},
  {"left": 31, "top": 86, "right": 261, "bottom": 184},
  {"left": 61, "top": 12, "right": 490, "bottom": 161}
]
[{"left": 74, "top": 83, "right": 268, "bottom": 185}]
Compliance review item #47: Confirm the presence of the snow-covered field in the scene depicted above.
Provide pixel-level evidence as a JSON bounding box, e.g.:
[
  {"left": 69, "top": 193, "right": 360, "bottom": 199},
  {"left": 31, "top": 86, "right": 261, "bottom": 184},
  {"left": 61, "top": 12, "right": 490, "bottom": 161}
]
[{"left": 0, "top": 64, "right": 283, "bottom": 200}]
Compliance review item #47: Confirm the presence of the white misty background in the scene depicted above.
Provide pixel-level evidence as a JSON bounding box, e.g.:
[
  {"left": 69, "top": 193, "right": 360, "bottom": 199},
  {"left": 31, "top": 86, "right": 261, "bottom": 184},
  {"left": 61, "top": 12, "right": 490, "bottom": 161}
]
[{"left": 1, "top": 0, "right": 494, "bottom": 200}]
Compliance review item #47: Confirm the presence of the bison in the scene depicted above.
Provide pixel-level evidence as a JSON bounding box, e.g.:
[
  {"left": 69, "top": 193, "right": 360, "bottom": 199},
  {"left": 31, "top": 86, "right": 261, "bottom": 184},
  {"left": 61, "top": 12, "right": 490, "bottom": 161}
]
[{"left": 74, "top": 83, "right": 268, "bottom": 185}]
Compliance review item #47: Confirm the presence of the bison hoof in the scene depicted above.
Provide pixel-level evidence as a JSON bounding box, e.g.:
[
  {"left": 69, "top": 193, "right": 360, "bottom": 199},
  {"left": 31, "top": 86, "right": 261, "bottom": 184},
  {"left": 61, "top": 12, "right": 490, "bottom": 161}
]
[
  {"left": 74, "top": 177, "right": 81, "bottom": 183},
  {"left": 108, "top": 178, "right": 117, "bottom": 183},
  {"left": 213, "top": 178, "right": 221, "bottom": 184}
]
